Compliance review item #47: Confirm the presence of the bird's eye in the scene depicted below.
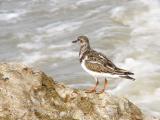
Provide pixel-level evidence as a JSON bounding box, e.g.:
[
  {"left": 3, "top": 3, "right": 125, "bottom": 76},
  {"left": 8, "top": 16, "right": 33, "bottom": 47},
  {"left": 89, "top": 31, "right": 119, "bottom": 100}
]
[{"left": 80, "top": 40, "right": 83, "bottom": 43}]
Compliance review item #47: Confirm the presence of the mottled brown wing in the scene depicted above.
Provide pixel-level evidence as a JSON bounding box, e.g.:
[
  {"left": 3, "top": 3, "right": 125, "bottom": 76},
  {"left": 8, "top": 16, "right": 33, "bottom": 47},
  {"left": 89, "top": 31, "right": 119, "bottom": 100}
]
[
  {"left": 85, "top": 60, "right": 115, "bottom": 73},
  {"left": 87, "top": 50, "right": 117, "bottom": 70},
  {"left": 83, "top": 50, "right": 134, "bottom": 76}
]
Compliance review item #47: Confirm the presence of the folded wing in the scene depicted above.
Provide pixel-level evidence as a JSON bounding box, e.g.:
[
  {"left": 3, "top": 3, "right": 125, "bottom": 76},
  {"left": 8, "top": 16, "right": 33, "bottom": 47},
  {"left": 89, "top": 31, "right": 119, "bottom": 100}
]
[{"left": 85, "top": 50, "right": 135, "bottom": 80}]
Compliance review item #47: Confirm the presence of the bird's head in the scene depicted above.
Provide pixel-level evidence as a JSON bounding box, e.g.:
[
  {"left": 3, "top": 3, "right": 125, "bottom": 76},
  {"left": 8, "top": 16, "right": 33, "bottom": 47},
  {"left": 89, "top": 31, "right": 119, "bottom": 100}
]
[{"left": 72, "top": 36, "right": 90, "bottom": 47}]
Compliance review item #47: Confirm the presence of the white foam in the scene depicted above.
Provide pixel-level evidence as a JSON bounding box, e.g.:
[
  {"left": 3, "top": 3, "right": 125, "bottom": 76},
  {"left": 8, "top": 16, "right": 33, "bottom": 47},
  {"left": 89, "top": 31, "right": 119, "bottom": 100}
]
[
  {"left": 154, "top": 88, "right": 160, "bottom": 96},
  {"left": 53, "top": 51, "right": 77, "bottom": 59},
  {"left": 110, "top": 0, "right": 160, "bottom": 76},
  {"left": 110, "top": 6, "right": 127, "bottom": 24},
  {"left": 92, "top": 26, "right": 120, "bottom": 39},
  {"left": 0, "top": 13, "right": 19, "bottom": 21},
  {"left": 17, "top": 42, "right": 44, "bottom": 50},
  {"left": 49, "top": 42, "right": 72, "bottom": 49},
  {"left": 110, "top": 1, "right": 160, "bottom": 115},
  {"left": 110, "top": 0, "right": 160, "bottom": 36},
  {"left": 76, "top": 0, "right": 96, "bottom": 5},
  {"left": 132, "top": 88, "right": 160, "bottom": 116},
  {"left": 37, "top": 21, "right": 82, "bottom": 35},
  {"left": 83, "top": 5, "right": 108, "bottom": 18},
  {"left": 118, "top": 58, "right": 160, "bottom": 77},
  {"left": 135, "top": 91, "right": 160, "bottom": 105},
  {"left": 21, "top": 52, "right": 47, "bottom": 64},
  {"left": 19, "top": 49, "right": 77, "bottom": 65},
  {"left": 112, "top": 80, "right": 132, "bottom": 94},
  {"left": 0, "top": 10, "right": 26, "bottom": 21}
]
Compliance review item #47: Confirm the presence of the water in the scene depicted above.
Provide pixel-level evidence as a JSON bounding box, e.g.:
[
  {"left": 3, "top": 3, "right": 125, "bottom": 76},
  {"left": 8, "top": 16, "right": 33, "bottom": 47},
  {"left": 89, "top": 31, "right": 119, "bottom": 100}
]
[{"left": 0, "top": 0, "right": 160, "bottom": 117}]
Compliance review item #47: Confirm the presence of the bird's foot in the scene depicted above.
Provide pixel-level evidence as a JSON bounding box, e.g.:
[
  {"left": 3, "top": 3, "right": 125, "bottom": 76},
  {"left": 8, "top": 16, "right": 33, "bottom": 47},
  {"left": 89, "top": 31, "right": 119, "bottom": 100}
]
[{"left": 96, "top": 89, "right": 105, "bottom": 94}]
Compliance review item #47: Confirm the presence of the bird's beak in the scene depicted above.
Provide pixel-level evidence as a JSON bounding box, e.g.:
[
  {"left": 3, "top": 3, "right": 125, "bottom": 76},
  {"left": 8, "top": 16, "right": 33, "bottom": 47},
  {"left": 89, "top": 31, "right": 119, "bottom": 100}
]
[{"left": 72, "top": 39, "right": 79, "bottom": 43}]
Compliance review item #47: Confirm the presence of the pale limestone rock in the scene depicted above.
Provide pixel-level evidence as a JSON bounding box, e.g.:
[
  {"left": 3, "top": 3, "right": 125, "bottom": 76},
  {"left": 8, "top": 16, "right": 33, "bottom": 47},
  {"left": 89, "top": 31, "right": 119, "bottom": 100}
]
[{"left": 0, "top": 63, "right": 156, "bottom": 120}]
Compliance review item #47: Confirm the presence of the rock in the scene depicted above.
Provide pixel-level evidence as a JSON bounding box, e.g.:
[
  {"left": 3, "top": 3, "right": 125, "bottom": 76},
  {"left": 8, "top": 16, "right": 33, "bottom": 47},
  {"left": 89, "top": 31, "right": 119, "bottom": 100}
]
[{"left": 0, "top": 63, "right": 154, "bottom": 120}]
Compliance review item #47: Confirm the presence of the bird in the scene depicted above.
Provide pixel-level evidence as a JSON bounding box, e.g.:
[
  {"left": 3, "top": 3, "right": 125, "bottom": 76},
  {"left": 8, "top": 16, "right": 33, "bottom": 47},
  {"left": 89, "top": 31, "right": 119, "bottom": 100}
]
[{"left": 72, "top": 36, "right": 135, "bottom": 94}]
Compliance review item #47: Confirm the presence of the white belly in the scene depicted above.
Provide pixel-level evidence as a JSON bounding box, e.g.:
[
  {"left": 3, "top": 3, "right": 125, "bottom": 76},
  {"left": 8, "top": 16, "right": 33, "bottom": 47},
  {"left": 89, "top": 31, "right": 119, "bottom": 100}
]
[{"left": 81, "top": 59, "right": 119, "bottom": 78}]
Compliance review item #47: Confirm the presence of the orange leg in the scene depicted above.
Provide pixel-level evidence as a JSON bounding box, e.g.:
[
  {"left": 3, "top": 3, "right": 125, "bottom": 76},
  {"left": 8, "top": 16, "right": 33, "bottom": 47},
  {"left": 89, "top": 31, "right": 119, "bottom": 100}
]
[
  {"left": 96, "top": 78, "right": 108, "bottom": 94},
  {"left": 85, "top": 78, "right": 99, "bottom": 93}
]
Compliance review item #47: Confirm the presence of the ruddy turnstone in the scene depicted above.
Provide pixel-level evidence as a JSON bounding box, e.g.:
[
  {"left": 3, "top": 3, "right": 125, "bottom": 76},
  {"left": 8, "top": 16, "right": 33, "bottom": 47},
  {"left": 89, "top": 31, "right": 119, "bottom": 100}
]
[{"left": 72, "top": 36, "right": 135, "bottom": 94}]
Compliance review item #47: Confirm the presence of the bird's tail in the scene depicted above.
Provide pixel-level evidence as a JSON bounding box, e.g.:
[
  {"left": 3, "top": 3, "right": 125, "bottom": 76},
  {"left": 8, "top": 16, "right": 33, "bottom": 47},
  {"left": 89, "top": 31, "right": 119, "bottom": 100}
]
[
  {"left": 119, "top": 75, "right": 135, "bottom": 81},
  {"left": 115, "top": 68, "right": 135, "bottom": 81},
  {"left": 115, "top": 68, "right": 134, "bottom": 75}
]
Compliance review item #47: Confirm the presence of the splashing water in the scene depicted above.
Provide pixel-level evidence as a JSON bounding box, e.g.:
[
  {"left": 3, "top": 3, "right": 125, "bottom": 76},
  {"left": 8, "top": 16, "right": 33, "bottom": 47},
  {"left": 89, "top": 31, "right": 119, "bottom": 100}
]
[{"left": 0, "top": 0, "right": 160, "bottom": 117}]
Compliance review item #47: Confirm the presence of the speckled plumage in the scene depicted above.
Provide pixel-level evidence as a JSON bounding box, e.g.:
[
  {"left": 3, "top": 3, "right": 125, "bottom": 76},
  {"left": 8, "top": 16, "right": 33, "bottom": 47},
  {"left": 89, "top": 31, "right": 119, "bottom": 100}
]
[{"left": 72, "top": 36, "right": 135, "bottom": 93}]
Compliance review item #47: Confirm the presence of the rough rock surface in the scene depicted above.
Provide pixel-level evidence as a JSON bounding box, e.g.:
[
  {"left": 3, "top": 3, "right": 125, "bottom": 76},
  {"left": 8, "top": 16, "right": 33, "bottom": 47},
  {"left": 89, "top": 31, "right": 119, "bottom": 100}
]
[{"left": 0, "top": 63, "right": 155, "bottom": 120}]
